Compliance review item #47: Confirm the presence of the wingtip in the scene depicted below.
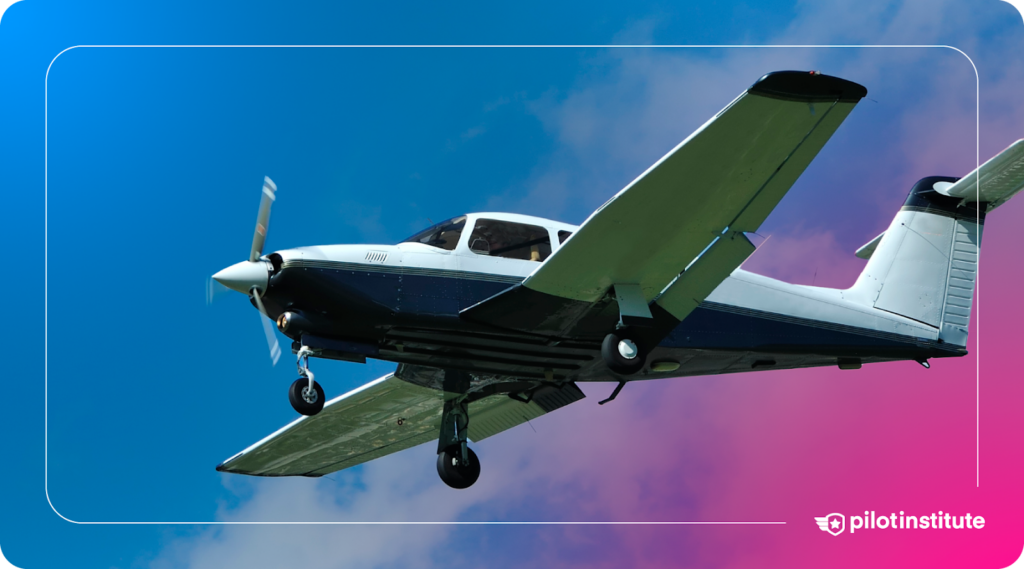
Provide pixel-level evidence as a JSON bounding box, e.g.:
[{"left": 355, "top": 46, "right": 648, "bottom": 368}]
[{"left": 749, "top": 70, "right": 868, "bottom": 103}]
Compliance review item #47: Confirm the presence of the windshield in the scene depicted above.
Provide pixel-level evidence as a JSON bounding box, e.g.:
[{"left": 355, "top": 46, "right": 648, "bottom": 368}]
[{"left": 401, "top": 216, "right": 467, "bottom": 251}]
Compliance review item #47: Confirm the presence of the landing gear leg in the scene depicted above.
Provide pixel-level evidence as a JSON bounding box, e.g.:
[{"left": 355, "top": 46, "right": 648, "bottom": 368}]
[
  {"left": 289, "top": 346, "right": 325, "bottom": 416},
  {"left": 436, "top": 398, "right": 480, "bottom": 489}
]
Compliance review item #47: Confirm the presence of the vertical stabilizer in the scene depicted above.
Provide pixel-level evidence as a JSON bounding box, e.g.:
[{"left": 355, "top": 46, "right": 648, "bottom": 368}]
[
  {"left": 848, "top": 176, "right": 985, "bottom": 346},
  {"left": 848, "top": 139, "right": 1024, "bottom": 347},
  {"left": 847, "top": 140, "right": 1024, "bottom": 347}
]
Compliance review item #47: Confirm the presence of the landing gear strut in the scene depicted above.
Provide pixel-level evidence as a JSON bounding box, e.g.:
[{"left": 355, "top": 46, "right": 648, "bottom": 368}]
[
  {"left": 436, "top": 397, "right": 480, "bottom": 489},
  {"left": 289, "top": 346, "right": 325, "bottom": 416}
]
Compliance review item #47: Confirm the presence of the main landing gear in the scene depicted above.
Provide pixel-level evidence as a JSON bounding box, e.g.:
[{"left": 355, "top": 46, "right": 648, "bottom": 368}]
[
  {"left": 436, "top": 397, "right": 480, "bottom": 489},
  {"left": 601, "top": 329, "right": 648, "bottom": 375},
  {"left": 289, "top": 346, "right": 325, "bottom": 416}
]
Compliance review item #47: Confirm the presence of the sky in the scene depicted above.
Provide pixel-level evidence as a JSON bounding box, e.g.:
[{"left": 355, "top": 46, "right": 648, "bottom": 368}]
[{"left": 2, "top": 0, "right": 1024, "bottom": 567}]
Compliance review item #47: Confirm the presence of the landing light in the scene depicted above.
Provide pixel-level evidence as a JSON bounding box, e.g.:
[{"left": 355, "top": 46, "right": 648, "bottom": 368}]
[{"left": 277, "top": 312, "right": 292, "bottom": 332}]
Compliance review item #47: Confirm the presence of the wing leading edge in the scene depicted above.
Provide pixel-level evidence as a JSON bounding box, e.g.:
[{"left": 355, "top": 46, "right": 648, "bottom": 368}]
[{"left": 462, "top": 71, "right": 867, "bottom": 337}]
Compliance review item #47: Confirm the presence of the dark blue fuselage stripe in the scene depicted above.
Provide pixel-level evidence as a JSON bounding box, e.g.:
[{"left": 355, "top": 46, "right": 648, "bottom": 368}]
[
  {"left": 280, "top": 259, "right": 523, "bottom": 285},
  {"left": 663, "top": 303, "right": 949, "bottom": 353},
  {"left": 279, "top": 265, "right": 946, "bottom": 354}
]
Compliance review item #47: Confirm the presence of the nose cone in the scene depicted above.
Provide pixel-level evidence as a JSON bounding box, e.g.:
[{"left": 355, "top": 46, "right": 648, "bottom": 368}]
[{"left": 213, "top": 260, "right": 270, "bottom": 294}]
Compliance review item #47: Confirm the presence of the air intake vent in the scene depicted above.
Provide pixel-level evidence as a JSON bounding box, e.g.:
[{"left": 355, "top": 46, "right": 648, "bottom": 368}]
[{"left": 365, "top": 251, "right": 388, "bottom": 264}]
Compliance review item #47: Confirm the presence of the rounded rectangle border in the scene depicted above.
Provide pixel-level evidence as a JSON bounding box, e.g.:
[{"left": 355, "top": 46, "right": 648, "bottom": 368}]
[{"left": 44, "top": 44, "right": 981, "bottom": 525}]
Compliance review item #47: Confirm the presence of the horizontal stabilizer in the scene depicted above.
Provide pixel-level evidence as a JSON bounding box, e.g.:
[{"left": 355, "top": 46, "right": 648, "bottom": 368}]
[
  {"left": 934, "top": 139, "right": 1024, "bottom": 210},
  {"left": 855, "top": 232, "right": 885, "bottom": 259}
]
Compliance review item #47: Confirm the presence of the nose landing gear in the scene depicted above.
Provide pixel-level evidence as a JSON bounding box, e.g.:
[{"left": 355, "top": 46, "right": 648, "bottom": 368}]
[{"left": 289, "top": 346, "right": 325, "bottom": 416}]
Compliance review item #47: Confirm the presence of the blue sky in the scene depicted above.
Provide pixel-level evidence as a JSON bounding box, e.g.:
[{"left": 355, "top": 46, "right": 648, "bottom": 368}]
[{"left": 3, "top": 1, "right": 1024, "bottom": 568}]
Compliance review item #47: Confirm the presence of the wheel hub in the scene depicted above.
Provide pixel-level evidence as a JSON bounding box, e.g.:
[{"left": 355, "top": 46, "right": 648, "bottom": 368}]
[
  {"left": 617, "top": 339, "right": 638, "bottom": 360},
  {"left": 302, "top": 386, "right": 319, "bottom": 404}
]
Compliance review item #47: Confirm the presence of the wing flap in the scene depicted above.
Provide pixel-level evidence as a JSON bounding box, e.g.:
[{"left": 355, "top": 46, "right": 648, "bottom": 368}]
[
  {"left": 654, "top": 232, "right": 757, "bottom": 321},
  {"left": 468, "top": 382, "right": 585, "bottom": 441}
]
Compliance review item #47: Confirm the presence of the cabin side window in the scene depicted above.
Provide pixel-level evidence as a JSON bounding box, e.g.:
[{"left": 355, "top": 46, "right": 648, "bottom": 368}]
[
  {"left": 401, "top": 216, "right": 467, "bottom": 251},
  {"left": 468, "top": 219, "right": 552, "bottom": 262}
]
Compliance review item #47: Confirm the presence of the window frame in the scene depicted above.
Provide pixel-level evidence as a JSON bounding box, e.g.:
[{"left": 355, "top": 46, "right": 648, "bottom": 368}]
[{"left": 459, "top": 216, "right": 558, "bottom": 263}]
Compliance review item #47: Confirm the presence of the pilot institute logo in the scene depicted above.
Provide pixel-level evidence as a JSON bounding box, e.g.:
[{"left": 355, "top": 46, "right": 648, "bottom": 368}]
[{"left": 815, "top": 513, "right": 845, "bottom": 536}]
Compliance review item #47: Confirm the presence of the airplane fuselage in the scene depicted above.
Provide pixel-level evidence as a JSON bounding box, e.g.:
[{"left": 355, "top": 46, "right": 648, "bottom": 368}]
[{"left": 255, "top": 212, "right": 963, "bottom": 384}]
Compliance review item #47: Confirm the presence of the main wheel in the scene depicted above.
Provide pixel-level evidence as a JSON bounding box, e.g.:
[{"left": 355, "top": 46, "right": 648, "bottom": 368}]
[
  {"left": 288, "top": 378, "right": 325, "bottom": 416},
  {"left": 436, "top": 445, "right": 481, "bottom": 489},
  {"left": 602, "top": 330, "right": 646, "bottom": 375}
]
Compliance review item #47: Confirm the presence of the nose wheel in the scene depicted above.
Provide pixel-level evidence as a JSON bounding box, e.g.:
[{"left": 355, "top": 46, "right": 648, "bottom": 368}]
[
  {"left": 289, "top": 377, "right": 324, "bottom": 415},
  {"left": 289, "top": 346, "right": 325, "bottom": 416}
]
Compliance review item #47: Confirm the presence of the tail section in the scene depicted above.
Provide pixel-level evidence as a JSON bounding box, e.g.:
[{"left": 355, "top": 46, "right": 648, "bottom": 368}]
[{"left": 849, "top": 139, "right": 1024, "bottom": 347}]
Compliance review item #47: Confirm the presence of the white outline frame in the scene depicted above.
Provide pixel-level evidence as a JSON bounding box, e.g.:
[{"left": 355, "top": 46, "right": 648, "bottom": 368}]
[{"left": 44, "top": 44, "right": 980, "bottom": 525}]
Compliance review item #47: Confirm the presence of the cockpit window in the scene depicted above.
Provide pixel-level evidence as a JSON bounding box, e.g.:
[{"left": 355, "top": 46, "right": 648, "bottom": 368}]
[
  {"left": 558, "top": 230, "right": 573, "bottom": 244},
  {"left": 402, "top": 216, "right": 466, "bottom": 251},
  {"left": 468, "top": 219, "right": 552, "bottom": 262}
]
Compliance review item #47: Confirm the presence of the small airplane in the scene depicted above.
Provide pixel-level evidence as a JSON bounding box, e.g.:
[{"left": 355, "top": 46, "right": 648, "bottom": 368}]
[{"left": 211, "top": 70, "right": 1024, "bottom": 489}]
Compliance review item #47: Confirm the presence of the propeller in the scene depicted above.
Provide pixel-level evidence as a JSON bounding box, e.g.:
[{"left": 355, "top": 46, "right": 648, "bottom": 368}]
[
  {"left": 210, "top": 176, "right": 282, "bottom": 366},
  {"left": 252, "top": 287, "right": 282, "bottom": 366},
  {"left": 251, "top": 176, "right": 277, "bottom": 262}
]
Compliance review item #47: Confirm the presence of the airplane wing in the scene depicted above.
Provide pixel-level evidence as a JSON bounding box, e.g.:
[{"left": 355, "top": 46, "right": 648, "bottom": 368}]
[
  {"left": 216, "top": 368, "right": 585, "bottom": 477},
  {"left": 462, "top": 71, "right": 867, "bottom": 337}
]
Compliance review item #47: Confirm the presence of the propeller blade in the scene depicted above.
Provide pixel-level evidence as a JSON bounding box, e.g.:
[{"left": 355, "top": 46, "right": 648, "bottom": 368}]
[
  {"left": 259, "top": 313, "right": 282, "bottom": 366},
  {"left": 206, "top": 276, "right": 232, "bottom": 305},
  {"left": 251, "top": 288, "right": 282, "bottom": 366},
  {"left": 250, "top": 176, "right": 277, "bottom": 262}
]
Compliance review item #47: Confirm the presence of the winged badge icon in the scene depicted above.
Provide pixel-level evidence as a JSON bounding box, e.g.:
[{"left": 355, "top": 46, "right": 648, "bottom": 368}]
[{"left": 815, "top": 513, "right": 845, "bottom": 536}]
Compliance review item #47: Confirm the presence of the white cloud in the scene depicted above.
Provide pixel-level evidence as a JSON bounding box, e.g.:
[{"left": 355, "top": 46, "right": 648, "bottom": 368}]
[{"left": 459, "top": 125, "right": 486, "bottom": 140}]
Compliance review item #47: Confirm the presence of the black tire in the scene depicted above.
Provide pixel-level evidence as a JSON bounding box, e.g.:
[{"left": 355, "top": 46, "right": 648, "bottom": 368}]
[
  {"left": 602, "top": 330, "right": 646, "bottom": 375},
  {"left": 288, "top": 378, "right": 325, "bottom": 416},
  {"left": 436, "top": 445, "right": 481, "bottom": 489}
]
